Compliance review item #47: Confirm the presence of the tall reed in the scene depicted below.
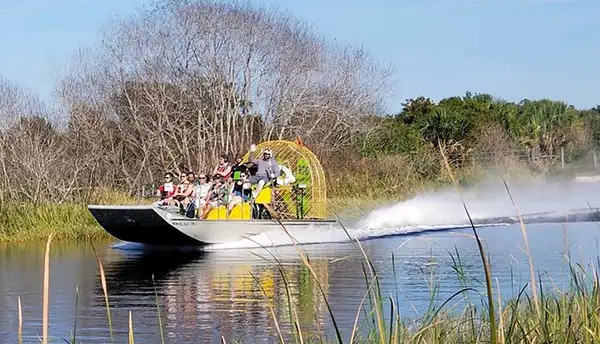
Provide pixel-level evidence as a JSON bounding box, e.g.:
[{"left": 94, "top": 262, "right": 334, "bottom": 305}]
[
  {"left": 17, "top": 296, "right": 23, "bottom": 344},
  {"left": 92, "top": 244, "right": 114, "bottom": 344},
  {"left": 42, "top": 233, "right": 54, "bottom": 344},
  {"left": 437, "top": 140, "right": 497, "bottom": 344}
]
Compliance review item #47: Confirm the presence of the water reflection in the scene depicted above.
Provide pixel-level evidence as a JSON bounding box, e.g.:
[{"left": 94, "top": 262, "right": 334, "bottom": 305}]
[
  {"left": 97, "top": 245, "right": 336, "bottom": 343},
  {"left": 3, "top": 223, "right": 600, "bottom": 343}
]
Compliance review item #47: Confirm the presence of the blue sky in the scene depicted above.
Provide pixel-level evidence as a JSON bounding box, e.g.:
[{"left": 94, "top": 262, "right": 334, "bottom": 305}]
[{"left": 0, "top": 0, "right": 598, "bottom": 113}]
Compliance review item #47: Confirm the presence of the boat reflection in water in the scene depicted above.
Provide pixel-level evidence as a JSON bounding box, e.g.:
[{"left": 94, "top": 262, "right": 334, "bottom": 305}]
[{"left": 98, "top": 244, "right": 332, "bottom": 343}]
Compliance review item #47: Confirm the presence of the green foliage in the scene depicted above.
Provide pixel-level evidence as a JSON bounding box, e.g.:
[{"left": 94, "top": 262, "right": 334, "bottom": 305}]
[
  {"left": 398, "top": 96, "right": 436, "bottom": 125},
  {"left": 358, "top": 116, "right": 425, "bottom": 156},
  {"left": 417, "top": 107, "right": 472, "bottom": 145},
  {"left": 0, "top": 202, "right": 108, "bottom": 243},
  {"left": 358, "top": 94, "right": 597, "bottom": 171},
  {"left": 581, "top": 106, "right": 600, "bottom": 148},
  {"left": 506, "top": 99, "right": 581, "bottom": 154}
]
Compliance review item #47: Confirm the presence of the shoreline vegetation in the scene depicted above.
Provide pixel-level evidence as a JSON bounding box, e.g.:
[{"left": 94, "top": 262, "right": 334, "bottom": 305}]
[
  {"left": 0, "top": 164, "right": 583, "bottom": 244},
  {"left": 0, "top": 159, "right": 590, "bottom": 243}
]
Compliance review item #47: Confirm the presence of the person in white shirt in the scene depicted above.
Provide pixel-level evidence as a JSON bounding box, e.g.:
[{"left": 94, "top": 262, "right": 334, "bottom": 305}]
[{"left": 194, "top": 173, "right": 212, "bottom": 214}]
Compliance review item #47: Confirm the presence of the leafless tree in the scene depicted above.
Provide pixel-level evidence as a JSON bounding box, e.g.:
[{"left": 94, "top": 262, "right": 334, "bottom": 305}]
[
  {"left": 0, "top": 77, "right": 91, "bottom": 203},
  {"left": 55, "top": 0, "right": 393, "bottom": 194}
]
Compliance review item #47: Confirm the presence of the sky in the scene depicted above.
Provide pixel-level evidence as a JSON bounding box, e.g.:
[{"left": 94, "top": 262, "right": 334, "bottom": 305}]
[{"left": 0, "top": 0, "right": 598, "bottom": 113}]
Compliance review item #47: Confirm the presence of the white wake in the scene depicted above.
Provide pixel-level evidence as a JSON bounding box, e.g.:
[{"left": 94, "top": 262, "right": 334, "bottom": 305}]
[{"left": 204, "top": 176, "right": 600, "bottom": 251}]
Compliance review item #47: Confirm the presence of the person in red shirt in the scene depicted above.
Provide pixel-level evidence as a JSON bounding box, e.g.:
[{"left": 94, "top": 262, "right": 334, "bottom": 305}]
[
  {"left": 212, "top": 155, "right": 232, "bottom": 181},
  {"left": 156, "top": 172, "right": 176, "bottom": 202}
]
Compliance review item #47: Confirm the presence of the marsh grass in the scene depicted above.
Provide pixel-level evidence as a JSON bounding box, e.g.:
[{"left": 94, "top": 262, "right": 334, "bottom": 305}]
[
  {"left": 0, "top": 190, "right": 149, "bottom": 243},
  {"left": 0, "top": 202, "right": 107, "bottom": 243}
]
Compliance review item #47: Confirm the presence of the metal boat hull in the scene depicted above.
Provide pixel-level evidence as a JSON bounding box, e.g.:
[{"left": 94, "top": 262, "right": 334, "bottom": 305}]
[{"left": 88, "top": 204, "right": 341, "bottom": 246}]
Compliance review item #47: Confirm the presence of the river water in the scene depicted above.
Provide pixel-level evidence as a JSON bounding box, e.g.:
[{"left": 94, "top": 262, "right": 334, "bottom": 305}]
[{"left": 1, "top": 221, "right": 599, "bottom": 343}]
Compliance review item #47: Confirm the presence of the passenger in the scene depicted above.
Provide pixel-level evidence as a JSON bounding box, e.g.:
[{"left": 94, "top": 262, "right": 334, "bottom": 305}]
[
  {"left": 194, "top": 173, "right": 212, "bottom": 215},
  {"left": 271, "top": 165, "right": 296, "bottom": 215},
  {"left": 231, "top": 156, "right": 251, "bottom": 182},
  {"left": 231, "top": 156, "right": 246, "bottom": 173},
  {"left": 212, "top": 155, "right": 232, "bottom": 181},
  {"left": 155, "top": 172, "right": 176, "bottom": 202},
  {"left": 227, "top": 171, "right": 251, "bottom": 212},
  {"left": 199, "top": 175, "right": 228, "bottom": 219},
  {"left": 176, "top": 172, "right": 188, "bottom": 193},
  {"left": 192, "top": 173, "right": 201, "bottom": 186},
  {"left": 247, "top": 144, "right": 280, "bottom": 198},
  {"left": 167, "top": 172, "right": 195, "bottom": 208}
]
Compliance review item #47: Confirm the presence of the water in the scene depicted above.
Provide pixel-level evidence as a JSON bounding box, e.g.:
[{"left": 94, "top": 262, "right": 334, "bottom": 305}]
[{"left": 1, "top": 221, "right": 599, "bottom": 344}]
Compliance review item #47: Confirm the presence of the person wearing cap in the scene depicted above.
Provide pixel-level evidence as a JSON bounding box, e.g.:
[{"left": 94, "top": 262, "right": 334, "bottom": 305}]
[{"left": 247, "top": 144, "right": 280, "bottom": 198}]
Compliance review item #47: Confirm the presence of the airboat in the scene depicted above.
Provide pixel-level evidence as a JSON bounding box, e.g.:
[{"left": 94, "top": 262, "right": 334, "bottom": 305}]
[{"left": 88, "top": 140, "right": 342, "bottom": 246}]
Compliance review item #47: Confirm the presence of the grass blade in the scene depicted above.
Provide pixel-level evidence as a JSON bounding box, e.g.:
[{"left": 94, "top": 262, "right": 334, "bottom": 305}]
[
  {"left": 91, "top": 243, "right": 114, "bottom": 344},
  {"left": 152, "top": 274, "right": 165, "bottom": 344},
  {"left": 438, "top": 140, "right": 497, "bottom": 344},
  {"left": 17, "top": 296, "right": 23, "bottom": 344},
  {"left": 72, "top": 284, "right": 79, "bottom": 344},
  {"left": 42, "top": 233, "right": 54, "bottom": 344},
  {"left": 503, "top": 179, "right": 540, "bottom": 316},
  {"left": 128, "top": 310, "right": 135, "bottom": 344},
  {"left": 250, "top": 271, "right": 286, "bottom": 344},
  {"left": 273, "top": 219, "right": 345, "bottom": 344},
  {"left": 349, "top": 274, "right": 378, "bottom": 343}
]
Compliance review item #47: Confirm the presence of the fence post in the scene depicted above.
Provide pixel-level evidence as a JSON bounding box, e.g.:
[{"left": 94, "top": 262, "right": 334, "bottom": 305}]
[
  {"left": 561, "top": 147, "right": 565, "bottom": 168},
  {"left": 594, "top": 151, "right": 598, "bottom": 169}
]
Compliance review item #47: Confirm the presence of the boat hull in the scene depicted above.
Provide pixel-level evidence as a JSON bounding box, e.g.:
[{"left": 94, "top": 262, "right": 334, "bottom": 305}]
[{"left": 88, "top": 205, "right": 341, "bottom": 246}]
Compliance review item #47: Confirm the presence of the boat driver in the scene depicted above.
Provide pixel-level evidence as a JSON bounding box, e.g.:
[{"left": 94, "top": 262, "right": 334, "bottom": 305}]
[{"left": 247, "top": 144, "right": 280, "bottom": 198}]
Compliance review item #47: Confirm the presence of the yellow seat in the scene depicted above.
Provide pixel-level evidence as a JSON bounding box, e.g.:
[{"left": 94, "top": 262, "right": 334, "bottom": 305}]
[
  {"left": 229, "top": 203, "right": 252, "bottom": 220},
  {"left": 205, "top": 203, "right": 253, "bottom": 220},
  {"left": 254, "top": 186, "right": 272, "bottom": 204},
  {"left": 206, "top": 206, "right": 228, "bottom": 220}
]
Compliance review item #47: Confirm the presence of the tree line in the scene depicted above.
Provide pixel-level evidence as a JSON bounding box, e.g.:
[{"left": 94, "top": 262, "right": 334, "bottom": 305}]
[
  {"left": 360, "top": 94, "right": 600, "bottom": 175},
  {"left": 0, "top": 0, "right": 598, "bottom": 204}
]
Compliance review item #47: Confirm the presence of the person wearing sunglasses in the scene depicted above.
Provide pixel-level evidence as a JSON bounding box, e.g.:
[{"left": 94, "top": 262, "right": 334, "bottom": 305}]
[
  {"left": 227, "top": 171, "right": 251, "bottom": 213},
  {"left": 155, "top": 172, "right": 175, "bottom": 203},
  {"left": 247, "top": 144, "right": 280, "bottom": 198},
  {"left": 165, "top": 171, "right": 196, "bottom": 211},
  {"left": 194, "top": 173, "right": 212, "bottom": 215}
]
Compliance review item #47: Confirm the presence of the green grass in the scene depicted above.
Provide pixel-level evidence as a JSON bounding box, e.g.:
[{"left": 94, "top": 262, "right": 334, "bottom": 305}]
[
  {"left": 0, "top": 188, "right": 152, "bottom": 243},
  {"left": 0, "top": 202, "right": 108, "bottom": 243}
]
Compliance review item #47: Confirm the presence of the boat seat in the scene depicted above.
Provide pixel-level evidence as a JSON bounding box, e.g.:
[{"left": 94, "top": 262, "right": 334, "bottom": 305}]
[
  {"left": 205, "top": 203, "right": 252, "bottom": 220},
  {"left": 253, "top": 186, "right": 272, "bottom": 205}
]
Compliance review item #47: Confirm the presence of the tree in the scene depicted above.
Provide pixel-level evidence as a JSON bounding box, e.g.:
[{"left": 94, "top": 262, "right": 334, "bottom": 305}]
[
  {"left": 398, "top": 96, "right": 435, "bottom": 124},
  {"left": 58, "top": 0, "right": 394, "bottom": 187}
]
